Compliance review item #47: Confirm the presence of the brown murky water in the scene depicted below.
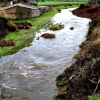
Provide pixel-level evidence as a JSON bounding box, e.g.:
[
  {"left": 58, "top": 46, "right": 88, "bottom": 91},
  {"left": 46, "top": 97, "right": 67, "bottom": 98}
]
[{"left": 0, "top": 8, "right": 90, "bottom": 100}]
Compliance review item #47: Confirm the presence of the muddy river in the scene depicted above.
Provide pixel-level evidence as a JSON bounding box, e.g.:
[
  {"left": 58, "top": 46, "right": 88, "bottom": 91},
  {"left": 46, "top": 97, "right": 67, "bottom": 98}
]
[{"left": 0, "top": 8, "right": 90, "bottom": 100}]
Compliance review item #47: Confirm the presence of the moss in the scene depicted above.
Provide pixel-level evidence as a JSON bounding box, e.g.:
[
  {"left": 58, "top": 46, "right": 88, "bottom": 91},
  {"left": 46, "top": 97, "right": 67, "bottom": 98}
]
[{"left": 88, "top": 94, "right": 100, "bottom": 100}]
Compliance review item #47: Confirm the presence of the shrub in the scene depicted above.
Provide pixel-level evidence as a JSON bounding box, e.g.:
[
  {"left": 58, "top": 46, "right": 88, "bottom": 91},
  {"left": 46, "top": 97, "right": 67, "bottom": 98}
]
[
  {"left": 79, "top": 4, "right": 85, "bottom": 9},
  {"left": 0, "top": 16, "right": 8, "bottom": 24},
  {"left": 49, "top": 23, "right": 64, "bottom": 31},
  {"left": 7, "top": 21, "right": 18, "bottom": 31},
  {"left": 90, "top": 17, "right": 100, "bottom": 27}
]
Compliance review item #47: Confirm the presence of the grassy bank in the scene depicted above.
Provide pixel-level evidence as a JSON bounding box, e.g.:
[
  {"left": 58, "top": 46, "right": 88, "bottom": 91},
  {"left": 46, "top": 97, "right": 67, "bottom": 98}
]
[
  {"left": 0, "top": 8, "right": 57, "bottom": 57},
  {"left": 38, "top": 1, "right": 87, "bottom": 6},
  {"left": 0, "top": 3, "right": 80, "bottom": 57}
]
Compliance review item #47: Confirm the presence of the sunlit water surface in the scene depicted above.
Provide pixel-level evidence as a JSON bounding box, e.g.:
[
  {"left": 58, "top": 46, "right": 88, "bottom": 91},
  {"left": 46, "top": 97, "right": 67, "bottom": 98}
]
[{"left": 0, "top": 8, "right": 90, "bottom": 100}]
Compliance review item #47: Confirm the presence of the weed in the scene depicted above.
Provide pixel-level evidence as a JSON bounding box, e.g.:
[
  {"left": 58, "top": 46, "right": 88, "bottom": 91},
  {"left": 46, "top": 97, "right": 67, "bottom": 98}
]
[
  {"left": 49, "top": 23, "right": 64, "bottom": 31},
  {"left": 88, "top": 94, "right": 100, "bottom": 100}
]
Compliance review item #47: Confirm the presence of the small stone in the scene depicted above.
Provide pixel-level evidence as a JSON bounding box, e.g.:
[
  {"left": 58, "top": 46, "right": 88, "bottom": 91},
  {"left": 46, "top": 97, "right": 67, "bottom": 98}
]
[{"left": 70, "top": 27, "right": 74, "bottom": 30}]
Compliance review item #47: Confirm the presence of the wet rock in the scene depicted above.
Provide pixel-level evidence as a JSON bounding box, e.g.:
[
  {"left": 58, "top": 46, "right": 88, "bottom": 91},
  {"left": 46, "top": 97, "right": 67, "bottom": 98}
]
[{"left": 70, "top": 27, "right": 74, "bottom": 30}]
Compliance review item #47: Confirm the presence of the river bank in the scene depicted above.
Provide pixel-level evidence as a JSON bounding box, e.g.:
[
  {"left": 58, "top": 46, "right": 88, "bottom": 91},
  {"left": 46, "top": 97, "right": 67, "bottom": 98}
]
[
  {"left": 56, "top": 4, "right": 100, "bottom": 100},
  {"left": 0, "top": 8, "right": 90, "bottom": 100}
]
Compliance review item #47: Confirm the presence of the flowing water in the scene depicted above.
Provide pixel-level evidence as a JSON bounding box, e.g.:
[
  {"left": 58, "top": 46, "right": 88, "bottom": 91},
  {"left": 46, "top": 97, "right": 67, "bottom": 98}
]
[{"left": 0, "top": 8, "right": 90, "bottom": 100}]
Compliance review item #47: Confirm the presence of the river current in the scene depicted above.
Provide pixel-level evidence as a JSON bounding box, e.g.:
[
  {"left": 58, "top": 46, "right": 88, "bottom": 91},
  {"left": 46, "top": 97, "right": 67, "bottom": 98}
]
[{"left": 0, "top": 8, "right": 90, "bottom": 100}]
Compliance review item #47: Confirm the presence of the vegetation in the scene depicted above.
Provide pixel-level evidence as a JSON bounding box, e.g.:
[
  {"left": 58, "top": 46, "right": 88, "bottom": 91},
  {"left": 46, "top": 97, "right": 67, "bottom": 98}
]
[
  {"left": 49, "top": 23, "right": 64, "bottom": 31},
  {"left": 7, "top": 21, "right": 18, "bottom": 31},
  {"left": 88, "top": 94, "right": 100, "bottom": 100},
  {"left": 0, "top": 2, "right": 81, "bottom": 57},
  {"left": 38, "top": 1, "right": 87, "bottom": 6},
  {"left": 0, "top": 9, "right": 55, "bottom": 56},
  {"left": 55, "top": 14, "right": 100, "bottom": 100}
]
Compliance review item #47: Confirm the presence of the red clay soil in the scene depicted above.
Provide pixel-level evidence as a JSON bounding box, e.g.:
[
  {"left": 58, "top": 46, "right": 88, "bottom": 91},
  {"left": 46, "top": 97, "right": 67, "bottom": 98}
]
[{"left": 72, "top": 4, "right": 100, "bottom": 19}]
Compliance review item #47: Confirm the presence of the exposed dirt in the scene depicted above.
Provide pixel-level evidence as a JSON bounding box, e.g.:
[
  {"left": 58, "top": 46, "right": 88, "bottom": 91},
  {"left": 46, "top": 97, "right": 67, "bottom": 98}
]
[
  {"left": 0, "top": 17, "right": 32, "bottom": 47},
  {"left": 72, "top": 4, "right": 100, "bottom": 19},
  {"left": 41, "top": 33, "right": 55, "bottom": 39},
  {"left": 0, "top": 40, "right": 15, "bottom": 47},
  {"left": 15, "top": 22, "right": 32, "bottom": 29},
  {"left": 56, "top": 5, "right": 100, "bottom": 100}
]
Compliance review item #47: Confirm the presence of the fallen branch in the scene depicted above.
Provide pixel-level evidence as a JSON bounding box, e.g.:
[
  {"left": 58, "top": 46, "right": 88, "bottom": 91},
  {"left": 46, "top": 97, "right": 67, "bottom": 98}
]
[{"left": 92, "top": 79, "right": 100, "bottom": 95}]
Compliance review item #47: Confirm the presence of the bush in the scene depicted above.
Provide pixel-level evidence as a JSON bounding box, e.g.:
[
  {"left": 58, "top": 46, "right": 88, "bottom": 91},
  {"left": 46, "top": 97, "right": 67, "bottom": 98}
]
[
  {"left": 79, "top": 4, "right": 85, "bottom": 9},
  {"left": 7, "top": 21, "right": 18, "bottom": 31},
  {"left": 90, "top": 17, "right": 100, "bottom": 27},
  {"left": 49, "top": 23, "right": 64, "bottom": 31},
  {"left": 0, "top": 16, "right": 8, "bottom": 24}
]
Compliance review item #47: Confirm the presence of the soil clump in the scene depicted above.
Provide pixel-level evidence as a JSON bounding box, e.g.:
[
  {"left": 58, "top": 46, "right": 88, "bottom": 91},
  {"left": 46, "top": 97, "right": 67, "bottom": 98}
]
[
  {"left": 72, "top": 4, "right": 100, "bottom": 19},
  {"left": 0, "top": 17, "right": 32, "bottom": 47}
]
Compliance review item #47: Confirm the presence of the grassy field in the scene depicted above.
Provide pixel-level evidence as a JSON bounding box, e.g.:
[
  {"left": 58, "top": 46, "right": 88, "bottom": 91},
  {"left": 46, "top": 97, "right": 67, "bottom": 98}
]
[
  {"left": 0, "top": 2, "right": 83, "bottom": 57},
  {"left": 38, "top": 1, "right": 87, "bottom": 6}
]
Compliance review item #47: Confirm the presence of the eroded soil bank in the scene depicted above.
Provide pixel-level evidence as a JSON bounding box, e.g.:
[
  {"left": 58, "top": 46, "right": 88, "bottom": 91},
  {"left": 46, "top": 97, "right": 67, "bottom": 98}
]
[{"left": 56, "top": 4, "right": 100, "bottom": 100}]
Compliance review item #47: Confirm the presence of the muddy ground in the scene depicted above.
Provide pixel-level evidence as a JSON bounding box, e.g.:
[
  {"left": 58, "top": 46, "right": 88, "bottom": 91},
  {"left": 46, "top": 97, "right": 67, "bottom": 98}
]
[
  {"left": 0, "top": 16, "right": 32, "bottom": 47},
  {"left": 56, "top": 4, "right": 100, "bottom": 100}
]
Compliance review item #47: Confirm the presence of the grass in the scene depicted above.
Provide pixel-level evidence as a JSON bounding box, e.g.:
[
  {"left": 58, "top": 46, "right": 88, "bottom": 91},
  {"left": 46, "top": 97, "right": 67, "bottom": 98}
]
[
  {"left": 0, "top": 3, "right": 81, "bottom": 57},
  {"left": 49, "top": 23, "right": 64, "bottom": 31},
  {"left": 38, "top": 1, "right": 87, "bottom": 6},
  {"left": 88, "top": 94, "right": 100, "bottom": 100},
  {"left": 0, "top": 7, "right": 57, "bottom": 57}
]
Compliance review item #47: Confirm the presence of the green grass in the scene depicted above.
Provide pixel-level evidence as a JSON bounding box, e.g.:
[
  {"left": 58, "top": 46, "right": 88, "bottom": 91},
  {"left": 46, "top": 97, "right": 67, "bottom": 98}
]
[
  {"left": 88, "top": 94, "right": 100, "bottom": 100},
  {"left": 38, "top": 1, "right": 87, "bottom": 6},
  {"left": 0, "top": 7, "right": 57, "bottom": 57}
]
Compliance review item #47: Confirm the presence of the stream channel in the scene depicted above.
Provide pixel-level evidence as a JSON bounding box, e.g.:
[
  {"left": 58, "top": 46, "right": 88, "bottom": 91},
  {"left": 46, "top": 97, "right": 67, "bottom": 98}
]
[{"left": 0, "top": 8, "right": 90, "bottom": 100}]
